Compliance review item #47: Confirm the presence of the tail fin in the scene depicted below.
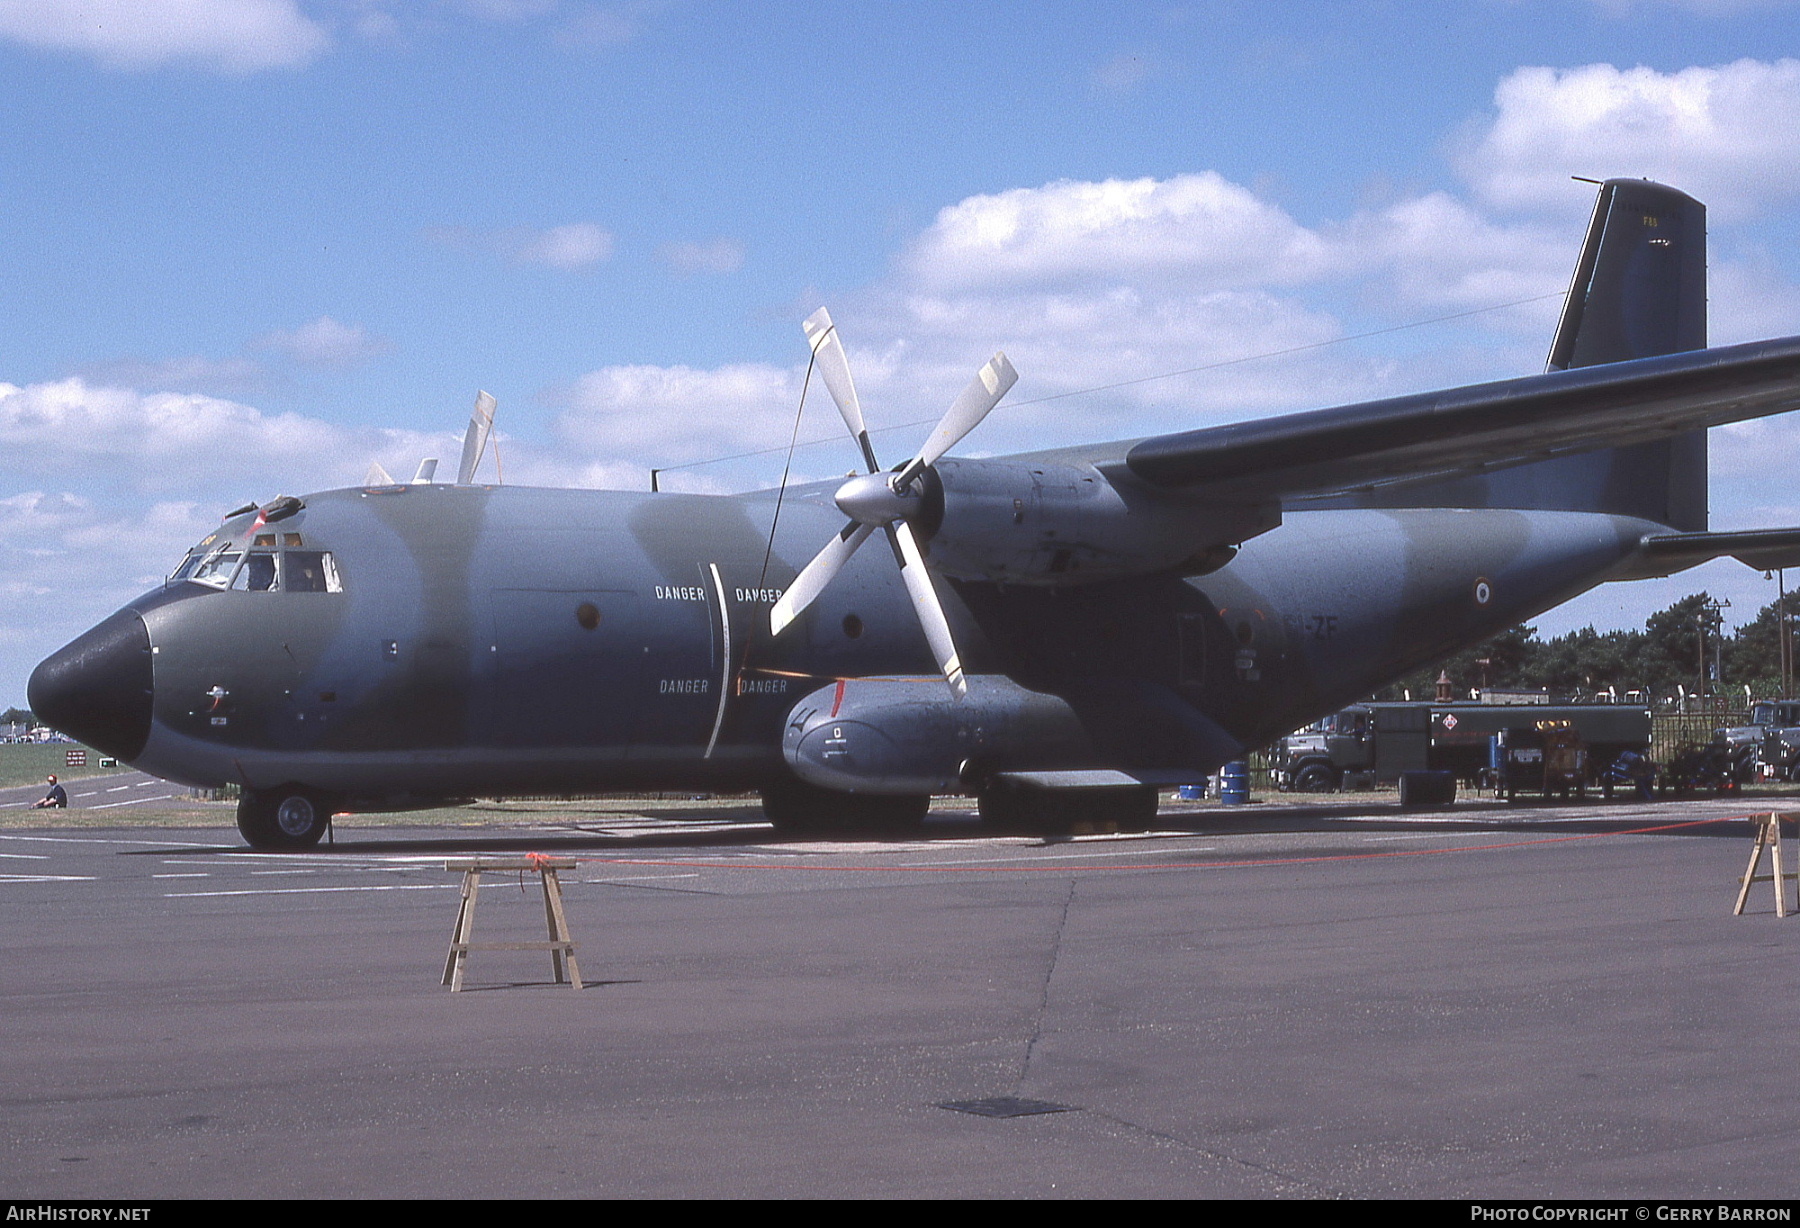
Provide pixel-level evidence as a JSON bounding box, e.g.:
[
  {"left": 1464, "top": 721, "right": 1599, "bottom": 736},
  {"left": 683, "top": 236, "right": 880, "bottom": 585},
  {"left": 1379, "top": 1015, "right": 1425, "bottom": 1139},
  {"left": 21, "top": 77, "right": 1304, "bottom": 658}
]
[
  {"left": 1314, "top": 179, "right": 1709, "bottom": 530},
  {"left": 1548, "top": 179, "right": 1706, "bottom": 370},
  {"left": 1537, "top": 179, "right": 1707, "bottom": 530}
]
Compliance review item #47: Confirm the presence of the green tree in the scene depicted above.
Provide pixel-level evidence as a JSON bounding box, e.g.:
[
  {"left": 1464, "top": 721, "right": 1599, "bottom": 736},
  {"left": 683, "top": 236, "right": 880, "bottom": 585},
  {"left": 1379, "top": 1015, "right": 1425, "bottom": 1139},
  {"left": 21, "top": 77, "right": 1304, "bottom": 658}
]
[{"left": 1726, "top": 599, "right": 1794, "bottom": 701}]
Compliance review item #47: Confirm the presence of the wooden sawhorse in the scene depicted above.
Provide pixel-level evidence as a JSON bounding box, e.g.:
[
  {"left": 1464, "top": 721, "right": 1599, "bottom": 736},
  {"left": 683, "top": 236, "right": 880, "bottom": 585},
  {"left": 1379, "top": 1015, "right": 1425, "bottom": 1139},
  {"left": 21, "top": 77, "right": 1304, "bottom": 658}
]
[
  {"left": 1733, "top": 813, "right": 1799, "bottom": 918},
  {"left": 442, "top": 855, "right": 583, "bottom": 990}
]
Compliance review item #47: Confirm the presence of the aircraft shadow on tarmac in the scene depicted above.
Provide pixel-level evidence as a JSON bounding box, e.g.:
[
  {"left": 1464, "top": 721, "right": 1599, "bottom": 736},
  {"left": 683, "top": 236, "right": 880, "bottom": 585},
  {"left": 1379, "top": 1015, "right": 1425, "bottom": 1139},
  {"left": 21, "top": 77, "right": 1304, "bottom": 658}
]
[{"left": 109, "top": 793, "right": 1769, "bottom": 857}]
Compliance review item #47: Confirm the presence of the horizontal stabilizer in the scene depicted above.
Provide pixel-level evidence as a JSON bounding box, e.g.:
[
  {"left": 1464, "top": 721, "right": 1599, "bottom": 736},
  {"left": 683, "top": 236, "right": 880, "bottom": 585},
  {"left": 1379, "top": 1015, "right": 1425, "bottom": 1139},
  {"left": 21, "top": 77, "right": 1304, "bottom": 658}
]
[{"left": 1637, "top": 527, "right": 1800, "bottom": 574}]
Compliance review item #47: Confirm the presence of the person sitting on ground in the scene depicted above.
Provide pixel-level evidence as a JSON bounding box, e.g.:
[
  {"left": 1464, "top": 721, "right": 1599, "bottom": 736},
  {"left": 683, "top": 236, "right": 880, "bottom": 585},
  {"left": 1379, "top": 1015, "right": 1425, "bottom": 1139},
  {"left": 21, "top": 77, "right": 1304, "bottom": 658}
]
[{"left": 30, "top": 775, "right": 66, "bottom": 809}]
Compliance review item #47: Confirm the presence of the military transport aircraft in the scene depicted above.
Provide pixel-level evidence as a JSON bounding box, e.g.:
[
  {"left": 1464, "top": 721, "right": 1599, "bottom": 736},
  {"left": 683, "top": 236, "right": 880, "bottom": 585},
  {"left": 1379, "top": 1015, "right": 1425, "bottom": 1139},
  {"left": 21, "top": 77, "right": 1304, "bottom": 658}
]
[{"left": 28, "top": 179, "right": 1800, "bottom": 847}]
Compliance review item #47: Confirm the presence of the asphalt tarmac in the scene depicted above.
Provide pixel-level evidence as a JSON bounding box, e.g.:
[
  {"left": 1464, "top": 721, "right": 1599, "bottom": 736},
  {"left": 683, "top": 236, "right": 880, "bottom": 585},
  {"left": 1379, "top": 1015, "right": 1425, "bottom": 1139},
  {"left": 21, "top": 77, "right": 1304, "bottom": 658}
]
[{"left": 2, "top": 794, "right": 1796, "bottom": 1199}]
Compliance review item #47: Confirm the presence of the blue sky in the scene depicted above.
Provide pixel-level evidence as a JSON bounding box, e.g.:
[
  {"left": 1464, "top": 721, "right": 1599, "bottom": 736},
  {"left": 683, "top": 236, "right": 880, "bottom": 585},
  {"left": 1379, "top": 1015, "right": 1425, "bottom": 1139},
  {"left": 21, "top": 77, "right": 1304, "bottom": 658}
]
[{"left": 4, "top": 0, "right": 1800, "bottom": 706}]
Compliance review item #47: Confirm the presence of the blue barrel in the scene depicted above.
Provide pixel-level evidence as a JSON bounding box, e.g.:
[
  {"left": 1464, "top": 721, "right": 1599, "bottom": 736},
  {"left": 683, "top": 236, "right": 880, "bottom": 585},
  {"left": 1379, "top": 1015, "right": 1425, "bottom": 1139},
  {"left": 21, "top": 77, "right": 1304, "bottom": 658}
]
[
  {"left": 1177, "top": 782, "right": 1206, "bottom": 801},
  {"left": 1220, "top": 760, "right": 1249, "bottom": 805}
]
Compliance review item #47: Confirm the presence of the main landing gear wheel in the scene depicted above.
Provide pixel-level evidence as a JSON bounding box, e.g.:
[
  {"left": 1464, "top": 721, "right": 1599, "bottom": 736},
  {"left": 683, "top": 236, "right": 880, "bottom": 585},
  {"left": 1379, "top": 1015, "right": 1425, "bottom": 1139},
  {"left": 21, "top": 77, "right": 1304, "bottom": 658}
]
[
  {"left": 236, "top": 786, "right": 334, "bottom": 850},
  {"left": 760, "top": 779, "right": 930, "bottom": 837}
]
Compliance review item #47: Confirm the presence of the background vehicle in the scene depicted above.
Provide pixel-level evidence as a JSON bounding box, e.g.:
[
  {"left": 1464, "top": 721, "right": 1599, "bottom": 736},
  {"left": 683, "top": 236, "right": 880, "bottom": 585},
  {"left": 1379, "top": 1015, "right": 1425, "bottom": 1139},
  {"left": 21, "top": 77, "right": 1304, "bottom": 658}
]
[
  {"left": 1275, "top": 701, "right": 1652, "bottom": 795},
  {"left": 1717, "top": 700, "right": 1800, "bottom": 782}
]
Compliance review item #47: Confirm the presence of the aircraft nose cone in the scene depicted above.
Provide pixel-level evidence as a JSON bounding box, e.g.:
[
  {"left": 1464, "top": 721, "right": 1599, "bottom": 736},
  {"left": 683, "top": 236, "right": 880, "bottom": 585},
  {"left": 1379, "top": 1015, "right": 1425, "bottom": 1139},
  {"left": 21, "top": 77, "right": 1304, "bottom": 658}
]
[{"left": 27, "top": 610, "right": 154, "bottom": 762}]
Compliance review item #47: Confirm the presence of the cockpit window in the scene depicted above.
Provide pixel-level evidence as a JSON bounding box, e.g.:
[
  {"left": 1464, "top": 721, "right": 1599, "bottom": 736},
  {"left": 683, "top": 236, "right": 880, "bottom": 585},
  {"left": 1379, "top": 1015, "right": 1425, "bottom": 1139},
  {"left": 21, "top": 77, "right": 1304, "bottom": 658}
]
[
  {"left": 186, "top": 547, "right": 242, "bottom": 589},
  {"left": 172, "top": 540, "right": 342, "bottom": 593},
  {"left": 282, "top": 551, "right": 341, "bottom": 593},
  {"left": 230, "top": 552, "right": 279, "bottom": 592}
]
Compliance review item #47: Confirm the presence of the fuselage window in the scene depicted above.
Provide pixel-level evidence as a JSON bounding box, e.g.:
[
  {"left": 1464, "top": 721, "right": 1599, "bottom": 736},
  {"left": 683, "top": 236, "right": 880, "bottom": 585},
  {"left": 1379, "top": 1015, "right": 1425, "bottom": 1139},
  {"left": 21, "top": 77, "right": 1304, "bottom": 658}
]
[{"left": 283, "top": 551, "right": 342, "bottom": 593}]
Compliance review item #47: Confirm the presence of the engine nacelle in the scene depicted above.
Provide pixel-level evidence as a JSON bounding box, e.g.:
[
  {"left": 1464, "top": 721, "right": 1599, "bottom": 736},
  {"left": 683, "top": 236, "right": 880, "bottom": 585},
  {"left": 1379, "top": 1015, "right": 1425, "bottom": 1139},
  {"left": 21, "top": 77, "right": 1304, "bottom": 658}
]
[
  {"left": 783, "top": 673, "right": 1246, "bottom": 794},
  {"left": 924, "top": 458, "right": 1276, "bottom": 585},
  {"left": 783, "top": 675, "right": 1099, "bottom": 794}
]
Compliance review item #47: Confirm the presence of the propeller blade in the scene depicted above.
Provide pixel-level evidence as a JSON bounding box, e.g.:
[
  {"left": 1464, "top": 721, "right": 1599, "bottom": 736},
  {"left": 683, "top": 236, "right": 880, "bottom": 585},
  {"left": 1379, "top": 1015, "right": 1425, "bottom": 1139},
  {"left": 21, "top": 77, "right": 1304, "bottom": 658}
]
[
  {"left": 413, "top": 457, "right": 439, "bottom": 484},
  {"left": 769, "top": 521, "right": 875, "bottom": 637},
  {"left": 456, "top": 390, "right": 497, "bottom": 485},
  {"left": 364, "top": 460, "right": 394, "bottom": 486},
  {"left": 895, "top": 352, "right": 1018, "bottom": 489},
  {"left": 802, "top": 308, "right": 880, "bottom": 473},
  {"left": 891, "top": 520, "right": 967, "bottom": 698}
]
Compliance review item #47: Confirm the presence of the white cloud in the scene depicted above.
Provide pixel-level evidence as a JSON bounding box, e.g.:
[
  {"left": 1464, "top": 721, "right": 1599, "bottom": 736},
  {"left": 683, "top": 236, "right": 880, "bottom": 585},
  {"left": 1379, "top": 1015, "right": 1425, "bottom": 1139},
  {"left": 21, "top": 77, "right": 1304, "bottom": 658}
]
[
  {"left": 902, "top": 173, "right": 1334, "bottom": 292},
  {"left": 0, "top": 378, "right": 472, "bottom": 500},
  {"left": 1331, "top": 192, "right": 1571, "bottom": 322},
  {"left": 75, "top": 354, "right": 270, "bottom": 397},
  {"left": 0, "top": 0, "right": 329, "bottom": 73},
  {"left": 555, "top": 4, "right": 647, "bottom": 50},
  {"left": 1709, "top": 258, "right": 1800, "bottom": 346},
  {"left": 256, "top": 316, "right": 394, "bottom": 367},
  {"left": 659, "top": 238, "right": 746, "bottom": 276},
  {"left": 453, "top": 0, "right": 559, "bottom": 18},
  {"left": 431, "top": 222, "right": 615, "bottom": 270},
  {"left": 1587, "top": 0, "right": 1798, "bottom": 13},
  {"left": 0, "top": 492, "right": 215, "bottom": 652},
  {"left": 1462, "top": 60, "right": 1800, "bottom": 221},
  {"left": 513, "top": 223, "right": 613, "bottom": 269},
  {"left": 1090, "top": 51, "right": 1154, "bottom": 96},
  {"left": 553, "top": 363, "right": 803, "bottom": 464}
]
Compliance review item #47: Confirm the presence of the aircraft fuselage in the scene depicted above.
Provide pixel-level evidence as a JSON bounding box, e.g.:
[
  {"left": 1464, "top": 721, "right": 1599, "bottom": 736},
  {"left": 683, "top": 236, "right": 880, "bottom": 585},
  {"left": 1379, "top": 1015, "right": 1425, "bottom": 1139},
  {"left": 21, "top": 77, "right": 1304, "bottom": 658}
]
[{"left": 39, "top": 479, "right": 1658, "bottom": 809}]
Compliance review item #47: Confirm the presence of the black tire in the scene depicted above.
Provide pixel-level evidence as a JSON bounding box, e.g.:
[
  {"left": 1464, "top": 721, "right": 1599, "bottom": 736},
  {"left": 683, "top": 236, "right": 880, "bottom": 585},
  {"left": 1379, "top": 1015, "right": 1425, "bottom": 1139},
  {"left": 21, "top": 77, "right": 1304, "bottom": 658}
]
[
  {"left": 1112, "top": 785, "right": 1161, "bottom": 833},
  {"left": 236, "top": 786, "right": 332, "bottom": 849},
  {"left": 1293, "top": 764, "right": 1338, "bottom": 793},
  {"left": 976, "top": 781, "right": 1030, "bottom": 832},
  {"left": 1397, "top": 770, "right": 1456, "bottom": 808},
  {"left": 760, "top": 778, "right": 928, "bottom": 836}
]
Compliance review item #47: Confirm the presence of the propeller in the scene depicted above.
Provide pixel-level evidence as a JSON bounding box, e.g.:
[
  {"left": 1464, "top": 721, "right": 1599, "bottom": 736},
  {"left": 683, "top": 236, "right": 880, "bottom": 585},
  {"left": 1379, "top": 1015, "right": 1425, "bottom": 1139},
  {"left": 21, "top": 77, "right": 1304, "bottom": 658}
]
[
  {"left": 769, "top": 308, "right": 1017, "bottom": 698},
  {"left": 457, "top": 390, "right": 498, "bottom": 485}
]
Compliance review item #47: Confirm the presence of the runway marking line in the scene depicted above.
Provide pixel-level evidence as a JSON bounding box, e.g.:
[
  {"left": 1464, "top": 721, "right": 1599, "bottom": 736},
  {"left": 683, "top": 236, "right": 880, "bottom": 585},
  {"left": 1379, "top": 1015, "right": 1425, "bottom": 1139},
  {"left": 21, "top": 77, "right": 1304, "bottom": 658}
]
[
  {"left": 0, "top": 834, "right": 223, "bottom": 847},
  {"left": 163, "top": 883, "right": 459, "bottom": 898},
  {"left": 90, "top": 794, "right": 175, "bottom": 810},
  {"left": 564, "top": 815, "right": 1745, "bottom": 876}
]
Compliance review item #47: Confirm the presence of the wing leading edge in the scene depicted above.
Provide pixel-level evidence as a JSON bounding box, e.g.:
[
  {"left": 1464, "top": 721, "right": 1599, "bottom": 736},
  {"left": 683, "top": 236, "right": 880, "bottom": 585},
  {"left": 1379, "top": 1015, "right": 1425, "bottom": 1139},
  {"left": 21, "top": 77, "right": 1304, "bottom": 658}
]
[{"left": 1116, "top": 335, "right": 1800, "bottom": 501}]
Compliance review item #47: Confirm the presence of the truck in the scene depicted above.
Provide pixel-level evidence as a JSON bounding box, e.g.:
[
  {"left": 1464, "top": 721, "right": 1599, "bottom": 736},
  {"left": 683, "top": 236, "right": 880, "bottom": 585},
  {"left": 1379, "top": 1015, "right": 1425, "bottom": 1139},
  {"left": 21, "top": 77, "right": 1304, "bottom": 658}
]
[
  {"left": 1273, "top": 700, "right": 1653, "bottom": 796},
  {"left": 1715, "top": 699, "right": 1800, "bottom": 782}
]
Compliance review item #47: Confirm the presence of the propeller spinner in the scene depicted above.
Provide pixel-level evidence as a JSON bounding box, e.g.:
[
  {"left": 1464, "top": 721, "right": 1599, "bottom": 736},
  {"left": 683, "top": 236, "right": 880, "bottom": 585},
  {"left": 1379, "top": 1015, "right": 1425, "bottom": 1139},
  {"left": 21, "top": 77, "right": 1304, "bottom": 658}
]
[{"left": 769, "top": 308, "right": 1017, "bottom": 698}]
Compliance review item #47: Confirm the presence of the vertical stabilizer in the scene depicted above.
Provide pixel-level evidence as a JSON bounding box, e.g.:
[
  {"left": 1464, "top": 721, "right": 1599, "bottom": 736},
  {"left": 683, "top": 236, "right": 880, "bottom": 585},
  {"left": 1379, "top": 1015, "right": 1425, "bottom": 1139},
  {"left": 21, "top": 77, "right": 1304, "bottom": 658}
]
[
  {"left": 1548, "top": 179, "right": 1706, "bottom": 371},
  {"left": 1308, "top": 179, "right": 1709, "bottom": 531}
]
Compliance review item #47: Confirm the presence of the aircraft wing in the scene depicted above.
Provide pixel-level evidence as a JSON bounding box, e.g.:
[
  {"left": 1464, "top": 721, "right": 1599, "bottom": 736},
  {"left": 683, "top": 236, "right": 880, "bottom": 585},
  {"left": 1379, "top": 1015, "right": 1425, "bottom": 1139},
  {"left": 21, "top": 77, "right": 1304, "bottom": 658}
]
[{"left": 1040, "top": 334, "right": 1800, "bottom": 499}]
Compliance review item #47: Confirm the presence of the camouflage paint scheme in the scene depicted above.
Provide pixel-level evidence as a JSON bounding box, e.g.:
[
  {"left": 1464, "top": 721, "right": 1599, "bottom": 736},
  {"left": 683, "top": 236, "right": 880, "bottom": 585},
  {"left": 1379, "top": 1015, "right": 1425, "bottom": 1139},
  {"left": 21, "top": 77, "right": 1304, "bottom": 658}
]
[{"left": 29, "top": 180, "right": 1800, "bottom": 839}]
